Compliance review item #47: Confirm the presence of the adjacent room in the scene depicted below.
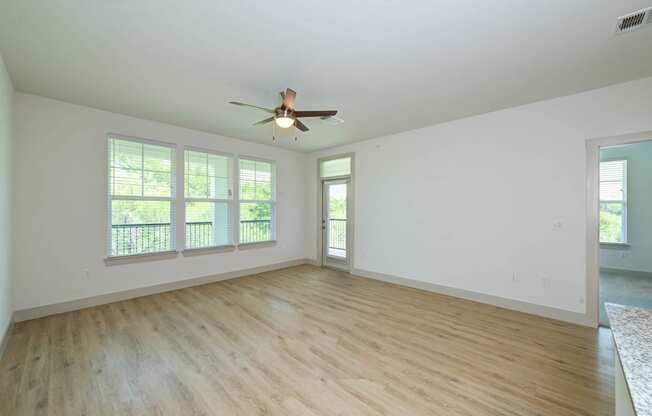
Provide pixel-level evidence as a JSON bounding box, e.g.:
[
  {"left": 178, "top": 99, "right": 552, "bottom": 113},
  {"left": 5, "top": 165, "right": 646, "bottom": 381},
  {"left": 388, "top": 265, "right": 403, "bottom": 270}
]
[
  {"left": 1, "top": 1, "right": 651, "bottom": 415},
  {"left": 599, "top": 141, "right": 652, "bottom": 326}
]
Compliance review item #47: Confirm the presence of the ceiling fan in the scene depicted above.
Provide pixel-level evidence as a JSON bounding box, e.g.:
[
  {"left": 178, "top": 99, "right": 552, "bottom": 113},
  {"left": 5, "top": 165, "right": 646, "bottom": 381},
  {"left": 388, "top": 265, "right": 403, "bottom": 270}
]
[{"left": 229, "top": 88, "right": 338, "bottom": 132}]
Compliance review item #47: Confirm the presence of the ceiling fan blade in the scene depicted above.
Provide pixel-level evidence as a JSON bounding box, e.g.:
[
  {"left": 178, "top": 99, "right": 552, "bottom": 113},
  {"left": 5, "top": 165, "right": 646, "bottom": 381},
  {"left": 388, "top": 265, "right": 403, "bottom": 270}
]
[
  {"left": 283, "top": 88, "right": 296, "bottom": 109},
  {"left": 295, "top": 119, "right": 309, "bottom": 132},
  {"left": 253, "top": 116, "right": 274, "bottom": 126},
  {"left": 294, "top": 110, "right": 337, "bottom": 118},
  {"left": 229, "top": 101, "right": 275, "bottom": 114}
]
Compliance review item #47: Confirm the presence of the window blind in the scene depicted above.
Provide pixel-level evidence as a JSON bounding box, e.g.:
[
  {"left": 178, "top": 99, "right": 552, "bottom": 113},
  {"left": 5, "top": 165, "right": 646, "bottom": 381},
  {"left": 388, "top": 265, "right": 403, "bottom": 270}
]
[
  {"left": 600, "top": 160, "right": 626, "bottom": 201},
  {"left": 599, "top": 159, "right": 627, "bottom": 244},
  {"left": 184, "top": 149, "right": 233, "bottom": 248},
  {"left": 238, "top": 158, "right": 276, "bottom": 243},
  {"left": 108, "top": 136, "right": 176, "bottom": 256},
  {"left": 320, "top": 157, "right": 351, "bottom": 178}
]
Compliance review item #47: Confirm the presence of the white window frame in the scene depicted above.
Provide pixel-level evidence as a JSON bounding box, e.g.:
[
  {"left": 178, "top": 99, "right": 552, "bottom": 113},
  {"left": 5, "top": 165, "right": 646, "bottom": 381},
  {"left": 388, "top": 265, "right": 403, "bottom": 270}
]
[
  {"left": 599, "top": 158, "right": 628, "bottom": 244},
  {"left": 106, "top": 134, "right": 177, "bottom": 258},
  {"left": 183, "top": 146, "right": 235, "bottom": 250},
  {"left": 236, "top": 156, "right": 277, "bottom": 245}
]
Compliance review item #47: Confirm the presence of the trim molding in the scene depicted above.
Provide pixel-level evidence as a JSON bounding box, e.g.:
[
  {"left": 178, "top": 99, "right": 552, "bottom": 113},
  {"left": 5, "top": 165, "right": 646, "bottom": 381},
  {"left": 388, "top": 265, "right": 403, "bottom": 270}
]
[
  {"left": 14, "top": 259, "right": 311, "bottom": 322},
  {"left": 352, "top": 268, "right": 592, "bottom": 327},
  {"left": 304, "top": 258, "right": 321, "bottom": 267},
  {"left": 0, "top": 313, "right": 15, "bottom": 361}
]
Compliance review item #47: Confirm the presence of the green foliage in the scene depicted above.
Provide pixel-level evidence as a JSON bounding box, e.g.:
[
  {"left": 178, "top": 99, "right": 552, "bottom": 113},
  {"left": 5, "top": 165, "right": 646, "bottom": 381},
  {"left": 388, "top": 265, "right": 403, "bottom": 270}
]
[
  {"left": 239, "top": 159, "right": 272, "bottom": 201},
  {"left": 329, "top": 197, "right": 346, "bottom": 219},
  {"left": 600, "top": 203, "right": 623, "bottom": 243},
  {"left": 112, "top": 200, "right": 171, "bottom": 224}
]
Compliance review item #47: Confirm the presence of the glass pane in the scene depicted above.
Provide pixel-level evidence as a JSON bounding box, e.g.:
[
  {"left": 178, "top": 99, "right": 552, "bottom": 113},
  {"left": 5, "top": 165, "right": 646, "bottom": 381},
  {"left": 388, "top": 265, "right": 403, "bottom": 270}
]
[
  {"left": 600, "top": 202, "right": 624, "bottom": 243},
  {"left": 208, "top": 154, "right": 231, "bottom": 199},
  {"left": 185, "top": 150, "right": 231, "bottom": 199},
  {"left": 240, "top": 203, "right": 272, "bottom": 243},
  {"left": 143, "top": 144, "right": 172, "bottom": 197},
  {"left": 239, "top": 159, "right": 257, "bottom": 200},
  {"left": 239, "top": 159, "right": 273, "bottom": 201},
  {"left": 254, "top": 161, "right": 272, "bottom": 200},
  {"left": 185, "top": 151, "right": 208, "bottom": 198},
  {"left": 327, "top": 183, "right": 347, "bottom": 258},
  {"left": 185, "top": 202, "right": 231, "bottom": 248},
  {"left": 112, "top": 166, "right": 142, "bottom": 196},
  {"left": 110, "top": 139, "right": 142, "bottom": 196},
  {"left": 111, "top": 200, "right": 172, "bottom": 256},
  {"left": 600, "top": 181, "right": 624, "bottom": 201},
  {"left": 110, "top": 138, "right": 173, "bottom": 197},
  {"left": 320, "top": 157, "right": 351, "bottom": 178},
  {"left": 600, "top": 160, "right": 625, "bottom": 182}
]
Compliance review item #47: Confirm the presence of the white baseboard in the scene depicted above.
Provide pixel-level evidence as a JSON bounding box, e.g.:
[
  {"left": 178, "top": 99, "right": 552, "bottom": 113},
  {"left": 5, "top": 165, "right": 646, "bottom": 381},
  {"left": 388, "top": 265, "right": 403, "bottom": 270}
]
[
  {"left": 14, "top": 259, "right": 312, "bottom": 322},
  {"left": 11, "top": 261, "right": 593, "bottom": 327},
  {"left": 0, "top": 313, "right": 15, "bottom": 360},
  {"left": 352, "top": 268, "right": 593, "bottom": 327}
]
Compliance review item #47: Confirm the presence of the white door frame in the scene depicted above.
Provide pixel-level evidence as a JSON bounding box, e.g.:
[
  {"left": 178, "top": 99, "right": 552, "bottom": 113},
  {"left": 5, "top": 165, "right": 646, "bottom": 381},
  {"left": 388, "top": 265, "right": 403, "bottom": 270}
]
[
  {"left": 586, "top": 131, "right": 652, "bottom": 327},
  {"left": 316, "top": 153, "right": 355, "bottom": 272},
  {"left": 322, "top": 178, "right": 351, "bottom": 269}
]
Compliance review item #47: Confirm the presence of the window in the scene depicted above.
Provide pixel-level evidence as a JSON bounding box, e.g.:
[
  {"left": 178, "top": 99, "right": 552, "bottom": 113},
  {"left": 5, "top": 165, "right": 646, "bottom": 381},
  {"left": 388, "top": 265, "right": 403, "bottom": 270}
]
[
  {"left": 600, "top": 159, "right": 627, "bottom": 244},
  {"left": 108, "top": 136, "right": 176, "bottom": 256},
  {"left": 238, "top": 158, "right": 275, "bottom": 243},
  {"left": 184, "top": 149, "right": 233, "bottom": 249},
  {"left": 320, "top": 156, "right": 351, "bottom": 178}
]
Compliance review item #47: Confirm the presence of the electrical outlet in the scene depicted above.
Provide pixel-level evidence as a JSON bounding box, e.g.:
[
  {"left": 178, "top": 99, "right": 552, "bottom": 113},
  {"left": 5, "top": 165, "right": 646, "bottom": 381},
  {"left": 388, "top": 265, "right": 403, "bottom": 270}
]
[
  {"left": 512, "top": 272, "right": 519, "bottom": 282},
  {"left": 83, "top": 269, "right": 90, "bottom": 280},
  {"left": 578, "top": 297, "right": 585, "bottom": 305}
]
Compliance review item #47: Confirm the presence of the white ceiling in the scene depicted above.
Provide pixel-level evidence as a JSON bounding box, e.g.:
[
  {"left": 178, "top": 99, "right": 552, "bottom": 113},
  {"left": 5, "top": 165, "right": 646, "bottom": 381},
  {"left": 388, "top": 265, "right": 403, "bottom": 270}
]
[{"left": 1, "top": 1, "right": 652, "bottom": 152}]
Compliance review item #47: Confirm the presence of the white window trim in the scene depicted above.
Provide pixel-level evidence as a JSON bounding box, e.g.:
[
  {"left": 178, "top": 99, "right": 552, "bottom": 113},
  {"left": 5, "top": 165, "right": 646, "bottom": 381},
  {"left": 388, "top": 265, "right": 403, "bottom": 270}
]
[
  {"left": 599, "top": 158, "right": 628, "bottom": 245},
  {"left": 182, "top": 146, "right": 235, "bottom": 251},
  {"left": 236, "top": 155, "right": 277, "bottom": 245},
  {"left": 106, "top": 134, "right": 177, "bottom": 259}
]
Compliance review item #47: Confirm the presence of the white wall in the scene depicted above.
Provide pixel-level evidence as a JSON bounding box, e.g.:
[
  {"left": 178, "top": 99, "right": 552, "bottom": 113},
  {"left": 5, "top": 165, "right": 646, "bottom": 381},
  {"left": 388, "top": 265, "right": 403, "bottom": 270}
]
[
  {"left": 0, "top": 52, "right": 13, "bottom": 335},
  {"left": 600, "top": 141, "right": 652, "bottom": 273},
  {"left": 306, "top": 77, "right": 652, "bottom": 315},
  {"left": 12, "top": 93, "right": 308, "bottom": 311}
]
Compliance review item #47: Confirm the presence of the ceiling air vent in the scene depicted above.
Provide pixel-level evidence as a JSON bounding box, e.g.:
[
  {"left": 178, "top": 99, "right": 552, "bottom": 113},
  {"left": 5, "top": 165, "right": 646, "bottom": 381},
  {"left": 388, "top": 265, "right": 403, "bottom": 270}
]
[{"left": 615, "top": 7, "right": 652, "bottom": 34}]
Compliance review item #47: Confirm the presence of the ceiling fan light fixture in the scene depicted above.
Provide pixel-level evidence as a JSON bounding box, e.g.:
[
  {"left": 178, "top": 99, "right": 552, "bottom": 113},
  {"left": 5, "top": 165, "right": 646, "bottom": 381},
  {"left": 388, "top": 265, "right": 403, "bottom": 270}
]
[
  {"left": 274, "top": 115, "right": 295, "bottom": 129},
  {"left": 274, "top": 108, "right": 295, "bottom": 128}
]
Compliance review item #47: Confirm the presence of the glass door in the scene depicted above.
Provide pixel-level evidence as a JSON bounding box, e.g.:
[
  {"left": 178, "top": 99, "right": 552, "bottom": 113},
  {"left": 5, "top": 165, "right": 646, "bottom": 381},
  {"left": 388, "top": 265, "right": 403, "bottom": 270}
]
[{"left": 322, "top": 179, "right": 349, "bottom": 268}]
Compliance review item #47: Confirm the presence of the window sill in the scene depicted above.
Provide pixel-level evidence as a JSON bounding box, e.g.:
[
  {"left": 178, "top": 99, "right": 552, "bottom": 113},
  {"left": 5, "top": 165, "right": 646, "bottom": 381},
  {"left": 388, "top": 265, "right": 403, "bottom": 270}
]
[
  {"left": 237, "top": 240, "right": 277, "bottom": 250},
  {"left": 182, "top": 245, "right": 236, "bottom": 256},
  {"left": 104, "top": 250, "right": 179, "bottom": 266},
  {"left": 600, "top": 242, "right": 630, "bottom": 249}
]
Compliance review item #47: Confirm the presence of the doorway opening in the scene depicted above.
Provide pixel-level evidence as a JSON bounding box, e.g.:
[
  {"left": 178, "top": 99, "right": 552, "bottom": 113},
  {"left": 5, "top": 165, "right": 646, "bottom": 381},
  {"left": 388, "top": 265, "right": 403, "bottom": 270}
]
[
  {"left": 318, "top": 155, "right": 353, "bottom": 271},
  {"left": 323, "top": 179, "right": 349, "bottom": 267},
  {"left": 596, "top": 138, "right": 652, "bottom": 327}
]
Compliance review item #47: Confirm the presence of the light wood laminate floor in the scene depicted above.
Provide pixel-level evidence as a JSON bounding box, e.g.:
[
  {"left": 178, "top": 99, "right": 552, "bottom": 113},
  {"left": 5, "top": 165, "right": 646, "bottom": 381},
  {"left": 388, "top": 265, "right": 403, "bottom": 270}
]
[{"left": 0, "top": 265, "right": 614, "bottom": 415}]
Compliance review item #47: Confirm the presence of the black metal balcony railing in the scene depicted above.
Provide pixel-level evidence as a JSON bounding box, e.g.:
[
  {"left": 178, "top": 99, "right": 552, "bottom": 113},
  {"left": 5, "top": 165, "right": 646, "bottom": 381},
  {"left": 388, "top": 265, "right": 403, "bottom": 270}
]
[
  {"left": 186, "top": 221, "right": 212, "bottom": 249},
  {"left": 112, "top": 222, "right": 171, "bottom": 256},
  {"left": 329, "top": 218, "right": 346, "bottom": 250},
  {"left": 111, "top": 220, "right": 272, "bottom": 256},
  {"left": 240, "top": 219, "right": 272, "bottom": 243}
]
